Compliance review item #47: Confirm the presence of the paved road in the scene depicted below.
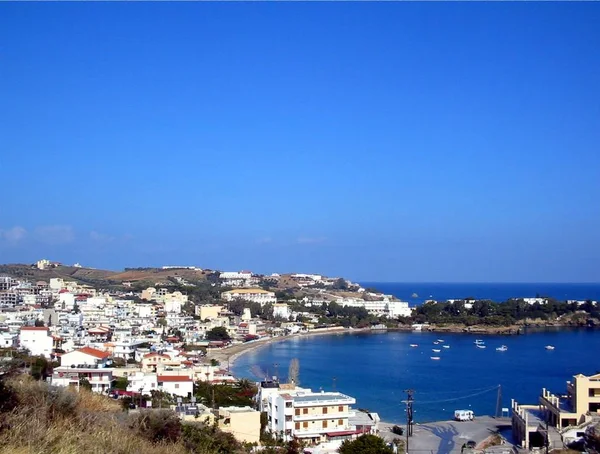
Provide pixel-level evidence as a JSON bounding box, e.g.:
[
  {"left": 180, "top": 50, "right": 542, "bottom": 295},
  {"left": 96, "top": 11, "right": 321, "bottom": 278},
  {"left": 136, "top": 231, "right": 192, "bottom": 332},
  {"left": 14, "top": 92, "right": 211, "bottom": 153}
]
[{"left": 380, "top": 417, "right": 514, "bottom": 454}]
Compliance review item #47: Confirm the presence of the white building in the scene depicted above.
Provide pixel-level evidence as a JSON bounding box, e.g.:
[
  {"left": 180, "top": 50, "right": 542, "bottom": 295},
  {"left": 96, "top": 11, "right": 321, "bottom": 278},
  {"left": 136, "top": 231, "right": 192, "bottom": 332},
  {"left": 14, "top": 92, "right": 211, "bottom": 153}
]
[
  {"left": 52, "top": 366, "right": 114, "bottom": 393},
  {"left": 219, "top": 271, "right": 254, "bottom": 287},
  {"left": 60, "top": 346, "right": 111, "bottom": 368},
  {"left": 19, "top": 327, "right": 53, "bottom": 358},
  {"left": 266, "top": 390, "right": 357, "bottom": 444},
  {"left": 273, "top": 303, "right": 291, "bottom": 320},
  {"left": 221, "top": 288, "right": 276, "bottom": 306}
]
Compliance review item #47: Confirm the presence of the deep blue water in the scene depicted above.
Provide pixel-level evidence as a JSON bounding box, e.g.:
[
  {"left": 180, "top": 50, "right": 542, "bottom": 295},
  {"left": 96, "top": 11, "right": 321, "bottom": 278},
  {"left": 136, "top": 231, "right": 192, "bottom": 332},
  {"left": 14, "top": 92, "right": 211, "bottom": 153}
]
[
  {"left": 233, "top": 329, "right": 600, "bottom": 424},
  {"left": 361, "top": 282, "right": 600, "bottom": 305}
]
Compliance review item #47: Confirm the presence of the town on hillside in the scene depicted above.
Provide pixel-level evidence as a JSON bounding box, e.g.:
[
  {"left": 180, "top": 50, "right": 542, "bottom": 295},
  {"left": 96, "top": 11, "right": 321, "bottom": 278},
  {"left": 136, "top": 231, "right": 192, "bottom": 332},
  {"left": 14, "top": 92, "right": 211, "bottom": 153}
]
[{"left": 1, "top": 261, "right": 600, "bottom": 453}]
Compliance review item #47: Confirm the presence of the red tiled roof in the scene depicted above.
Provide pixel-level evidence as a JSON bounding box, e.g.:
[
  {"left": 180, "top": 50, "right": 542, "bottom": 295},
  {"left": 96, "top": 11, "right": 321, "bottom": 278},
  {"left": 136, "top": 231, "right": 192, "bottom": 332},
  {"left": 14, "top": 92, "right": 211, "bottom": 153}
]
[
  {"left": 157, "top": 375, "right": 193, "bottom": 382},
  {"left": 20, "top": 327, "right": 49, "bottom": 331},
  {"left": 75, "top": 346, "right": 110, "bottom": 359}
]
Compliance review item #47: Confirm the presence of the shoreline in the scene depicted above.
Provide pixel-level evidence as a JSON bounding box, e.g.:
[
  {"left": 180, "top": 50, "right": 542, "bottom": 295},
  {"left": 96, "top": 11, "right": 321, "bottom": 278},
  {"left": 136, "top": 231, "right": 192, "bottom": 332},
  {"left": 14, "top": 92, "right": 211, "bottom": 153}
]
[
  {"left": 209, "top": 323, "right": 599, "bottom": 373},
  {"left": 208, "top": 327, "right": 372, "bottom": 370}
]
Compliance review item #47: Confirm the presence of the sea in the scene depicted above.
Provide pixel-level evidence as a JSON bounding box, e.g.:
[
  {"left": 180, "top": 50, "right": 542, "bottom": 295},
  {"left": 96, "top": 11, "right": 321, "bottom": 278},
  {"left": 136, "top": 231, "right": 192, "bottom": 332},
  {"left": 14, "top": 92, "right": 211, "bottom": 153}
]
[
  {"left": 232, "top": 282, "right": 600, "bottom": 424},
  {"left": 360, "top": 282, "right": 600, "bottom": 305}
]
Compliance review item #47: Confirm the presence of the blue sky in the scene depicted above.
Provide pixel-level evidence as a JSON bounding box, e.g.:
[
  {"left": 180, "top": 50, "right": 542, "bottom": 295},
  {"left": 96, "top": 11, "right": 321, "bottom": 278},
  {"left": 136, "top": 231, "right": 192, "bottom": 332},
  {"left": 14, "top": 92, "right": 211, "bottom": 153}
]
[{"left": 1, "top": 3, "right": 599, "bottom": 282}]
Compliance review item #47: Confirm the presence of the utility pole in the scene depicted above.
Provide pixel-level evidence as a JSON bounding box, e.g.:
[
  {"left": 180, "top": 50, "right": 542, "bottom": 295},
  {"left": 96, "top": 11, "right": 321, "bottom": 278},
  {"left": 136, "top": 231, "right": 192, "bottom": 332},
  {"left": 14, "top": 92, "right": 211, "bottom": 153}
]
[{"left": 402, "top": 389, "right": 414, "bottom": 454}]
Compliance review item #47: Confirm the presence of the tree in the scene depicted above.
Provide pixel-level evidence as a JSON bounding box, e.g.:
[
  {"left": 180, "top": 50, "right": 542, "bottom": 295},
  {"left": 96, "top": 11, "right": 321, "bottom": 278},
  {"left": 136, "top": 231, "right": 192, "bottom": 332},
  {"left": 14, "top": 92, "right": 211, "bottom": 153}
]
[
  {"left": 114, "top": 376, "right": 129, "bottom": 390},
  {"left": 79, "top": 377, "right": 92, "bottom": 391},
  {"left": 206, "top": 326, "right": 231, "bottom": 342},
  {"left": 34, "top": 319, "right": 45, "bottom": 327},
  {"left": 338, "top": 434, "right": 394, "bottom": 454}
]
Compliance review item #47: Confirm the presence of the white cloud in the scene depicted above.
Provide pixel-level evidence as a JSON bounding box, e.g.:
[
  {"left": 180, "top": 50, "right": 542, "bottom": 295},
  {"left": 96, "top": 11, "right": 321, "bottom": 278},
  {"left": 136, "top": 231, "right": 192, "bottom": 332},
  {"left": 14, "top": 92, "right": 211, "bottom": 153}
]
[
  {"left": 90, "top": 231, "right": 115, "bottom": 242},
  {"left": 34, "top": 225, "right": 75, "bottom": 245},
  {"left": 296, "top": 236, "right": 327, "bottom": 244},
  {"left": 0, "top": 226, "right": 26, "bottom": 243}
]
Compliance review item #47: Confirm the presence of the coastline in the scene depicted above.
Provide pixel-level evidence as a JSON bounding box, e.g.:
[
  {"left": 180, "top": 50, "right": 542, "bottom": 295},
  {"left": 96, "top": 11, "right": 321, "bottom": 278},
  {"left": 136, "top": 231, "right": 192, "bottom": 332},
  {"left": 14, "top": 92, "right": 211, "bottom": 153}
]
[
  {"left": 210, "top": 322, "right": 600, "bottom": 373},
  {"left": 208, "top": 327, "right": 372, "bottom": 370}
]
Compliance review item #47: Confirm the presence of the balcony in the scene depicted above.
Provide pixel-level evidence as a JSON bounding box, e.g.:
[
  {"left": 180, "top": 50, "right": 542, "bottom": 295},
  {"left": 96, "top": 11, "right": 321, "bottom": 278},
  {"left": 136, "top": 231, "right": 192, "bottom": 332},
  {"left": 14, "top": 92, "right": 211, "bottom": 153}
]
[{"left": 294, "top": 412, "right": 355, "bottom": 421}]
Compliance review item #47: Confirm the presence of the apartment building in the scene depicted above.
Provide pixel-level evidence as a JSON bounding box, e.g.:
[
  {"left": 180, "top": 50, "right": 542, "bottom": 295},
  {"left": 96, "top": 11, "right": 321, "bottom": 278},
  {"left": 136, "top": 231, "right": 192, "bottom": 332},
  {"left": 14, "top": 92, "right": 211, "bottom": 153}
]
[
  {"left": 512, "top": 372, "right": 600, "bottom": 449},
  {"left": 266, "top": 390, "right": 357, "bottom": 444},
  {"left": 196, "top": 304, "right": 223, "bottom": 320},
  {"left": 52, "top": 365, "right": 114, "bottom": 393},
  {"left": 221, "top": 288, "right": 276, "bottom": 306},
  {"left": 219, "top": 271, "right": 254, "bottom": 287}
]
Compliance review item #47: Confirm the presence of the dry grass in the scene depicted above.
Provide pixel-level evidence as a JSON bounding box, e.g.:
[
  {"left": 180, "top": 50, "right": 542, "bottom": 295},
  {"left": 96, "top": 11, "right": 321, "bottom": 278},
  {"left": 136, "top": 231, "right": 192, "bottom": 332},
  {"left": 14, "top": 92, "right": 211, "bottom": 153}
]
[{"left": 0, "top": 376, "right": 189, "bottom": 454}]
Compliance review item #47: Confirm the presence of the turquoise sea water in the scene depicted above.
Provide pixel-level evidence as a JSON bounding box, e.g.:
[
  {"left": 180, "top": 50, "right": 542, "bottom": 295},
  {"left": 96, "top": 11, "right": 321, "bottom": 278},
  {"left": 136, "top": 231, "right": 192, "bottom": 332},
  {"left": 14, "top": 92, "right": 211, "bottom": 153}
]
[{"left": 232, "top": 328, "right": 600, "bottom": 423}]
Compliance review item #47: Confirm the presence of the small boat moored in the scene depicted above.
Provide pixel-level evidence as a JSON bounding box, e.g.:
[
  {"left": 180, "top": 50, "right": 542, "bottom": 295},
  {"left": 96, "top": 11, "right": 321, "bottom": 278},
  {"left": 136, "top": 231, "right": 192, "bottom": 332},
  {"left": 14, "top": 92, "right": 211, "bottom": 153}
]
[
  {"left": 410, "top": 344, "right": 419, "bottom": 348},
  {"left": 476, "top": 345, "right": 487, "bottom": 349},
  {"left": 443, "top": 345, "right": 450, "bottom": 349},
  {"left": 496, "top": 345, "right": 508, "bottom": 352},
  {"left": 545, "top": 345, "right": 555, "bottom": 350},
  {"left": 431, "top": 356, "right": 441, "bottom": 360},
  {"left": 432, "top": 349, "right": 441, "bottom": 353}
]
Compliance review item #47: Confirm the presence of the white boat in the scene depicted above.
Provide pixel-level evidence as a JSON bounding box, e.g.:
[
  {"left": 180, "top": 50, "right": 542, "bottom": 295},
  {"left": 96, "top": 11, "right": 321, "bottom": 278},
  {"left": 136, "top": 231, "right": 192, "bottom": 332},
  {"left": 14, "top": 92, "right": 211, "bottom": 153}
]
[
  {"left": 431, "top": 356, "right": 441, "bottom": 360},
  {"left": 496, "top": 345, "right": 508, "bottom": 352},
  {"left": 443, "top": 345, "right": 450, "bottom": 349},
  {"left": 432, "top": 349, "right": 441, "bottom": 353},
  {"left": 433, "top": 341, "right": 439, "bottom": 345},
  {"left": 476, "top": 345, "right": 487, "bottom": 349},
  {"left": 410, "top": 344, "right": 418, "bottom": 347},
  {"left": 474, "top": 339, "right": 484, "bottom": 345},
  {"left": 545, "top": 345, "right": 555, "bottom": 350},
  {"left": 437, "top": 339, "right": 444, "bottom": 343}
]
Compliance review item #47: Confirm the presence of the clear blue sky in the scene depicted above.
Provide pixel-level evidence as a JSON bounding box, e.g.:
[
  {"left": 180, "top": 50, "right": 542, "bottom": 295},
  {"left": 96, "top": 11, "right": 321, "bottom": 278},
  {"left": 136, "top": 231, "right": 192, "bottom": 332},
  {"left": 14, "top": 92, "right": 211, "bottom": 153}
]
[{"left": 1, "top": 3, "right": 599, "bottom": 282}]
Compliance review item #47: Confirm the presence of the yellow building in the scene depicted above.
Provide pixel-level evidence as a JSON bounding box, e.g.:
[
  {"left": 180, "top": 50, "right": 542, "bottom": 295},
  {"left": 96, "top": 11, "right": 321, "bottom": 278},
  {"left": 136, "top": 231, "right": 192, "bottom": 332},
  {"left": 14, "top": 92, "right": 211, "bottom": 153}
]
[
  {"left": 540, "top": 372, "right": 600, "bottom": 428},
  {"left": 216, "top": 406, "right": 261, "bottom": 444},
  {"left": 512, "top": 372, "right": 600, "bottom": 449},
  {"left": 196, "top": 304, "right": 223, "bottom": 320}
]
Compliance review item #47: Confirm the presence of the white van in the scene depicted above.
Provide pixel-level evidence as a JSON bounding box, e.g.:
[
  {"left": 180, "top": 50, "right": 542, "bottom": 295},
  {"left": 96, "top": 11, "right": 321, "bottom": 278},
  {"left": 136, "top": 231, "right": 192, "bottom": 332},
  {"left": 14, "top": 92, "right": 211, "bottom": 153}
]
[{"left": 454, "top": 410, "right": 474, "bottom": 421}]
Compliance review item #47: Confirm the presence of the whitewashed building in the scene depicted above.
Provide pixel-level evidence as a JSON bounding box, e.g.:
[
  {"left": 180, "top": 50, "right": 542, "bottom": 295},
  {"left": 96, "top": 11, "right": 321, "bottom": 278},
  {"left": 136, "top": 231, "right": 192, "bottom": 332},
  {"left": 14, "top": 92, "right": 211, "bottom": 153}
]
[
  {"left": 19, "top": 327, "right": 53, "bottom": 358},
  {"left": 221, "top": 288, "right": 276, "bottom": 306}
]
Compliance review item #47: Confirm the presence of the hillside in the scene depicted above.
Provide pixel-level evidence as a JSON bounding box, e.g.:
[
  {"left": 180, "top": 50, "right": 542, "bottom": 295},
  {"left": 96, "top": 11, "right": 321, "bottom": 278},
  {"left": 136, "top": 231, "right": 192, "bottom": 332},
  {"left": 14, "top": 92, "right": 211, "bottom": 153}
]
[
  {"left": 0, "top": 374, "right": 252, "bottom": 454},
  {"left": 0, "top": 264, "right": 210, "bottom": 287}
]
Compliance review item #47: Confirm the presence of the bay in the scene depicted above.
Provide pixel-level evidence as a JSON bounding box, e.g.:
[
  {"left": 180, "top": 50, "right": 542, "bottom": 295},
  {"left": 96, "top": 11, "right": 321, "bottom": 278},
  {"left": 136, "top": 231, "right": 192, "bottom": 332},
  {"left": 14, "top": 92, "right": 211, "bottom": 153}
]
[{"left": 232, "top": 328, "right": 600, "bottom": 424}]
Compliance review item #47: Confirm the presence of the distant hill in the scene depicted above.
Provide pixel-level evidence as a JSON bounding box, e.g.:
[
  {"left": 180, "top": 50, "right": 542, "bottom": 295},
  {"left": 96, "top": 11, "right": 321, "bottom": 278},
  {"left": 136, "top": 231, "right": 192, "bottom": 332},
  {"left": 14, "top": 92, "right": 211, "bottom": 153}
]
[{"left": 0, "top": 264, "right": 210, "bottom": 287}]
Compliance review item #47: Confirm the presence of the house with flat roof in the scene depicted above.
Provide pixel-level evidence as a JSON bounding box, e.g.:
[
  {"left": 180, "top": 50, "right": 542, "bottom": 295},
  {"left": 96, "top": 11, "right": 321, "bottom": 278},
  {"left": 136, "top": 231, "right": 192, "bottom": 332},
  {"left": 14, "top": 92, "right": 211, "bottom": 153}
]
[
  {"left": 221, "top": 288, "right": 276, "bottom": 306},
  {"left": 266, "top": 389, "right": 358, "bottom": 445}
]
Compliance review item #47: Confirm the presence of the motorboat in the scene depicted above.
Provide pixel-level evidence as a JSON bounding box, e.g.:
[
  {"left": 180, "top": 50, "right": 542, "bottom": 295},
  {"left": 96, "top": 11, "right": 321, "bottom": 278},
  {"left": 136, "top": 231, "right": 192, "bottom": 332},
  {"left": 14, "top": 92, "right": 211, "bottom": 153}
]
[
  {"left": 432, "top": 349, "right": 441, "bottom": 353},
  {"left": 476, "top": 345, "right": 486, "bottom": 349},
  {"left": 437, "top": 339, "right": 444, "bottom": 343},
  {"left": 545, "top": 345, "right": 555, "bottom": 350},
  {"left": 431, "top": 356, "right": 441, "bottom": 360},
  {"left": 443, "top": 345, "right": 450, "bottom": 349},
  {"left": 410, "top": 344, "right": 418, "bottom": 347},
  {"left": 474, "top": 339, "right": 484, "bottom": 345},
  {"left": 496, "top": 345, "right": 508, "bottom": 352},
  {"left": 433, "top": 341, "right": 439, "bottom": 345}
]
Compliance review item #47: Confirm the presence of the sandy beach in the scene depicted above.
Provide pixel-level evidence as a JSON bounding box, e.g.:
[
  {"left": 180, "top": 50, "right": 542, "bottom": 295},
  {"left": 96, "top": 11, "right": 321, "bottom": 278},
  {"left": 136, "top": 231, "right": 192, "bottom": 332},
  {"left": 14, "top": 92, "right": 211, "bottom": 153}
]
[{"left": 207, "top": 327, "right": 371, "bottom": 370}]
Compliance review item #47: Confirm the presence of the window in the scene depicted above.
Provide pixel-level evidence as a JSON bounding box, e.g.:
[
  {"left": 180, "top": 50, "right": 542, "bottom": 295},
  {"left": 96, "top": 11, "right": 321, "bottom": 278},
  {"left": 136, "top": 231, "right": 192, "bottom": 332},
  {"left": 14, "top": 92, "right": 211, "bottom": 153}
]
[
  {"left": 338, "top": 419, "right": 343, "bottom": 425},
  {"left": 303, "top": 408, "right": 308, "bottom": 414},
  {"left": 323, "top": 407, "right": 328, "bottom": 414},
  {"left": 286, "top": 402, "right": 292, "bottom": 408},
  {"left": 295, "top": 422, "right": 301, "bottom": 430},
  {"left": 175, "top": 384, "right": 179, "bottom": 389},
  {"left": 295, "top": 409, "right": 300, "bottom": 416},
  {"left": 303, "top": 422, "right": 308, "bottom": 428},
  {"left": 286, "top": 415, "right": 292, "bottom": 422},
  {"left": 338, "top": 405, "right": 344, "bottom": 412},
  {"left": 322, "top": 420, "right": 328, "bottom": 428}
]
